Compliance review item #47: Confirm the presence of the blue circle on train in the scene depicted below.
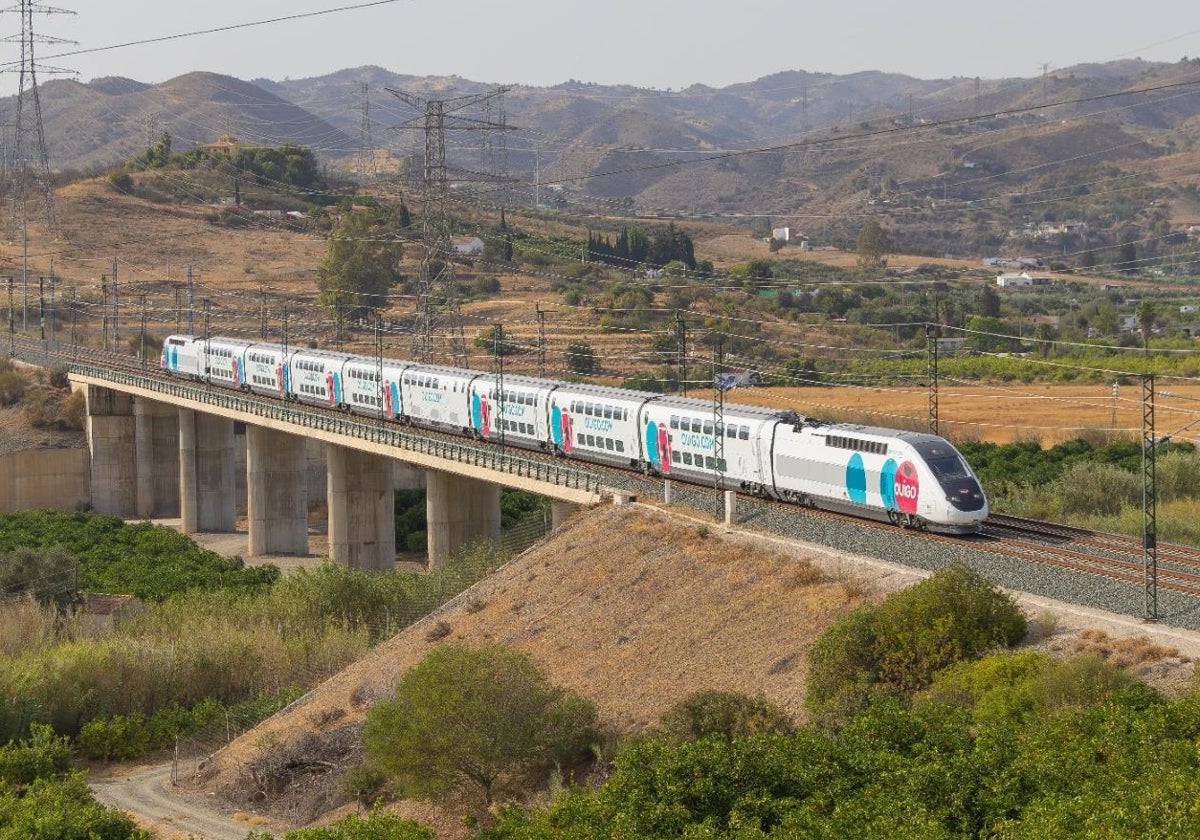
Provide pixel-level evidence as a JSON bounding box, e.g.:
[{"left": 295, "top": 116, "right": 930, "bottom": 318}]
[
  {"left": 645, "top": 421, "right": 660, "bottom": 465},
  {"left": 471, "top": 394, "right": 482, "bottom": 430},
  {"left": 551, "top": 406, "right": 562, "bottom": 445},
  {"left": 880, "top": 459, "right": 898, "bottom": 510},
  {"left": 846, "top": 452, "right": 867, "bottom": 505}
]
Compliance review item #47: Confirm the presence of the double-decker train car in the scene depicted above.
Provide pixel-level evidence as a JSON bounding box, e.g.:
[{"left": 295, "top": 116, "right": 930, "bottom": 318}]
[
  {"left": 467, "top": 373, "right": 561, "bottom": 450},
  {"left": 548, "top": 382, "right": 652, "bottom": 469},
  {"left": 159, "top": 334, "right": 989, "bottom": 533}
]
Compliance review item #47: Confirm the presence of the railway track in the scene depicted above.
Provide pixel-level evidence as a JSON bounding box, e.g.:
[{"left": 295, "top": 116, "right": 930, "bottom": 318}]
[{"left": 14, "top": 335, "right": 1200, "bottom": 610}]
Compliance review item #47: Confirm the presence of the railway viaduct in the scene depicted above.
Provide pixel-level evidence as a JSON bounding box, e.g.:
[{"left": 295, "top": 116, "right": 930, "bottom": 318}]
[{"left": 68, "top": 360, "right": 605, "bottom": 570}]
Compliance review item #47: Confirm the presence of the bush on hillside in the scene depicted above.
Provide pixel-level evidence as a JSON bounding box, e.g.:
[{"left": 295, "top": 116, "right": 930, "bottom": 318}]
[
  {"left": 655, "top": 690, "right": 795, "bottom": 745},
  {"left": 806, "top": 564, "right": 1027, "bottom": 728},
  {"left": 364, "top": 642, "right": 599, "bottom": 816}
]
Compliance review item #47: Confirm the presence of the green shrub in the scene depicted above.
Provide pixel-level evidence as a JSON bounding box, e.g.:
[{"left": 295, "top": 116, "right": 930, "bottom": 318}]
[
  {"left": 806, "top": 565, "right": 1026, "bottom": 727},
  {"left": 76, "top": 714, "right": 150, "bottom": 761},
  {"left": 247, "top": 811, "right": 432, "bottom": 839},
  {"left": 1054, "top": 461, "right": 1141, "bottom": 517},
  {"left": 0, "top": 724, "right": 71, "bottom": 786},
  {"left": 872, "top": 563, "right": 1027, "bottom": 693},
  {"left": 657, "top": 690, "right": 794, "bottom": 745}
]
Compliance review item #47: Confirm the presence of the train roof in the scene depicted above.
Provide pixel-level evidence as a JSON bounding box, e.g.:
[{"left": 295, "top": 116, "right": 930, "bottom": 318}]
[
  {"left": 819, "top": 421, "right": 957, "bottom": 446},
  {"left": 653, "top": 394, "right": 802, "bottom": 423},
  {"left": 473, "top": 372, "right": 564, "bottom": 391},
  {"left": 550, "top": 381, "right": 661, "bottom": 402}
]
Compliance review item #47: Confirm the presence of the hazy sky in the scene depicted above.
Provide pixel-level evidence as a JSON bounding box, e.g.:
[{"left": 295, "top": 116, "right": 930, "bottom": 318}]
[{"left": 16, "top": 0, "right": 1200, "bottom": 92}]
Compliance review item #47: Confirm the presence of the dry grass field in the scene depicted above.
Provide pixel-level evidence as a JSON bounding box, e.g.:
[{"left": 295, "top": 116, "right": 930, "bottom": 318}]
[{"left": 730, "top": 382, "right": 1200, "bottom": 445}]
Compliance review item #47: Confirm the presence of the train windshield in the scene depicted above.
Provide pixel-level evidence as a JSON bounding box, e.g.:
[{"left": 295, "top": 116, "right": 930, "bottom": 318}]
[{"left": 913, "top": 441, "right": 986, "bottom": 512}]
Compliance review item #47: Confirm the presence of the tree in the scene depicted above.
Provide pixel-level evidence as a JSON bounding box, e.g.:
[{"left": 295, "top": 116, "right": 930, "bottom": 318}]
[
  {"left": 317, "top": 211, "right": 402, "bottom": 319},
  {"left": 979, "top": 282, "right": 1001, "bottom": 318},
  {"left": 855, "top": 219, "right": 892, "bottom": 269},
  {"left": 1135, "top": 299, "right": 1156, "bottom": 348},
  {"left": 362, "top": 643, "right": 598, "bottom": 814},
  {"left": 564, "top": 341, "right": 597, "bottom": 375}
]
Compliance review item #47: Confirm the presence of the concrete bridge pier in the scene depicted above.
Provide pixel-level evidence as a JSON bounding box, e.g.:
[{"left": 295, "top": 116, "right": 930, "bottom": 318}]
[
  {"left": 426, "top": 470, "right": 501, "bottom": 566},
  {"left": 326, "top": 444, "right": 396, "bottom": 570},
  {"left": 86, "top": 385, "right": 137, "bottom": 517},
  {"left": 551, "top": 500, "right": 579, "bottom": 528},
  {"left": 246, "top": 425, "right": 308, "bottom": 556},
  {"left": 134, "top": 397, "right": 179, "bottom": 519},
  {"left": 179, "top": 408, "right": 236, "bottom": 533}
]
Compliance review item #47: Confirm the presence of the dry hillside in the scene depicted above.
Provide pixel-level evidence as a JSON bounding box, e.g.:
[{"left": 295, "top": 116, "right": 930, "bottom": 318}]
[
  {"left": 190, "top": 504, "right": 890, "bottom": 829},
  {"left": 184, "top": 502, "right": 1200, "bottom": 837}
]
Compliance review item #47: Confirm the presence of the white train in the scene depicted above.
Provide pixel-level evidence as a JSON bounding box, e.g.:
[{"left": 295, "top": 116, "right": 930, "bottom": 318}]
[{"left": 161, "top": 334, "right": 989, "bottom": 533}]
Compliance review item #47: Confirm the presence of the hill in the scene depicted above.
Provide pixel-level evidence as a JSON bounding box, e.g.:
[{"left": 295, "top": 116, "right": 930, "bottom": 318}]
[
  {"left": 182, "top": 503, "right": 1199, "bottom": 835},
  {"left": 14, "top": 59, "right": 1200, "bottom": 258}
]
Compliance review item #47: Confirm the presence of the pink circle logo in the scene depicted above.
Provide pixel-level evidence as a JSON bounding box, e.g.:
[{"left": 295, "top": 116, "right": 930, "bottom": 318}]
[{"left": 894, "top": 460, "right": 920, "bottom": 514}]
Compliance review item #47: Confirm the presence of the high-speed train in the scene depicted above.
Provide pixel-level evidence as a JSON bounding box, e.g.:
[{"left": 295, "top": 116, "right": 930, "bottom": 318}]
[{"left": 161, "top": 334, "right": 989, "bottom": 533}]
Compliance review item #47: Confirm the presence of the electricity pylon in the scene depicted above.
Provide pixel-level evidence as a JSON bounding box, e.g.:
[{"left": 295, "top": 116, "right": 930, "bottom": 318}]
[
  {"left": 2, "top": 0, "right": 75, "bottom": 239},
  {"left": 386, "top": 85, "right": 512, "bottom": 363}
]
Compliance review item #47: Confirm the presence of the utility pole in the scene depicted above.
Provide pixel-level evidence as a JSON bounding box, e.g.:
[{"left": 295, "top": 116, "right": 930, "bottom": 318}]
[
  {"left": 675, "top": 310, "right": 688, "bottom": 396},
  {"left": 494, "top": 323, "right": 506, "bottom": 452},
  {"left": 1142, "top": 374, "right": 1157, "bottom": 621},
  {"left": 926, "top": 322, "right": 939, "bottom": 435},
  {"left": 712, "top": 335, "right": 726, "bottom": 520},
  {"left": 111, "top": 257, "right": 118, "bottom": 351},
  {"left": 387, "top": 85, "right": 513, "bottom": 362},
  {"left": 186, "top": 265, "right": 194, "bottom": 334},
  {"left": 3, "top": 0, "right": 76, "bottom": 239},
  {"left": 536, "top": 302, "right": 546, "bottom": 378},
  {"left": 138, "top": 293, "right": 146, "bottom": 367}
]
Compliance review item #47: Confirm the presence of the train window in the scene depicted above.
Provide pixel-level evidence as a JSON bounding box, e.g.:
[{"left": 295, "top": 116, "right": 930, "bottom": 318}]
[
  {"left": 672, "top": 451, "right": 681, "bottom": 463},
  {"left": 605, "top": 439, "right": 614, "bottom": 451},
  {"left": 690, "top": 418, "right": 701, "bottom": 433},
  {"left": 717, "top": 458, "right": 727, "bottom": 471},
  {"left": 576, "top": 432, "right": 584, "bottom": 445},
  {"left": 604, "top": 406, "right": 612, "bottom": 420},
  {"left": 682, "top": 452, "right": 693, "bottom": 466},
  {"left": 586, "top": 434, "right": 595, "bottom": 447},
  {"left": 727, "top": 425, "right": 736, "bottom": 438},
  {"left": 702, "top": 421, "right": 713, "bottom": 435},
  {"left": 705, "top": 456, "right": 715, "bottom": 469},
  {"left": 616, "top": 440, "right": 624, "bottom": 453},
  {"left": 738, "top": 426, "right": 749, "bottom": 440},
  {"left": 670, "top": 416, "right": 679, "bottom": 429}
]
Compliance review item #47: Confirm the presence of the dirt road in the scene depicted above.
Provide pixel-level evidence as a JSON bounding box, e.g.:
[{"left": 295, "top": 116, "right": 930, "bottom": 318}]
[{"left": 91, "top": 762, "right": 275, "bottom": 840}]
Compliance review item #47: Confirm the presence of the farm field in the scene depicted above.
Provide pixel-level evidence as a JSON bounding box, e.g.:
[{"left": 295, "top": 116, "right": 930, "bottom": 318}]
[{"left": 729, "top": 382, "right": 1200, "bottom": 445}]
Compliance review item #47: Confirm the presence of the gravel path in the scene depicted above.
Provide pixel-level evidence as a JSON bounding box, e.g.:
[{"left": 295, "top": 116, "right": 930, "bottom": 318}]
[{"left": 91, "top": 763, "right": 277, "bottom": 840}]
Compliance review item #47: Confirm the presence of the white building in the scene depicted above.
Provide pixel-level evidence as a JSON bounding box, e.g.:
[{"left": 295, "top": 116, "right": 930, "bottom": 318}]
[
  {"left": 452, "top": 237, "right": 485, "bottom": 256},
  {"left": 996, "top": 272, "right": 1033, "bottom": 287}
]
